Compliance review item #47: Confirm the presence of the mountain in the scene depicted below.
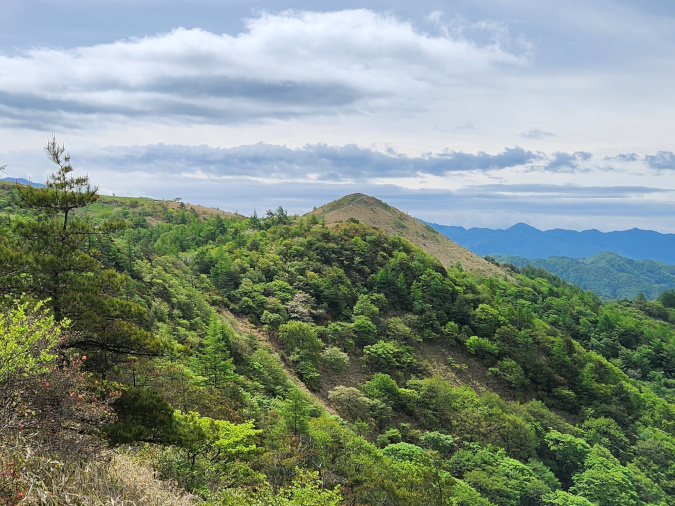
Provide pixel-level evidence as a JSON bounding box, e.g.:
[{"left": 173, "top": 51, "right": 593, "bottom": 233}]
[
  {"left": 1, "top": 176, "right": 44, "bottom": 187},
  {"left": 7, "top": 182, "right": 675, "bottom": 503},
  {"left": 311, "top": 193, "right": 505, "bottom": 277},
  {"left": 430, "top": 222, "right": 675, "bottom": 264},
  {"left": 494, "top": 251, "right": 675, "bottom": 299}
]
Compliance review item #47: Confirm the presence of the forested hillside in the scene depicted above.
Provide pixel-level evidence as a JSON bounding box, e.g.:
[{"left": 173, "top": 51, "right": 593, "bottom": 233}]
[
  {"left": 5, "top": 155, "right": 675, "bottom": 504},
  {"left": 493, "top": 252, "right": 675, "bottom": 300}
]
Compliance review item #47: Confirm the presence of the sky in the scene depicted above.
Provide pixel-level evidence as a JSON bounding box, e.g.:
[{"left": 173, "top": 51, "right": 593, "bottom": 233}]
[{"left": 1, "top": 0, "right": 675, "bottom": 232}]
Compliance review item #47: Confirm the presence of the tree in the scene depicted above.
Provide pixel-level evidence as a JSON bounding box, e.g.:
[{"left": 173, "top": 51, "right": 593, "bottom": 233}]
[
  {"left": 278, "top": 321, "right": 322, "bottom": 356},
  {"left": 280, "top": 389, "right": 311, "bottom": 436},
  {"left": 6, "top": 137, "right": 154, "bottom": 372},
  {"left": 219, "top": 469, "right": 342, "bottom": 505},
  {"left": 328, "top": 386, "right": 371, "bottom": 422},
  {"left": 160, "top": 409, "right": 261, "bottom": 491},
  {"left": 0, "top": 300, "right": 64, "bottom": 383},
  {"left": 362, "top": 341, "right": 416, "bottom": 373},
  {"left": 543, "top": 430, "right": 591, "bottom": 489},
  {"left": 198, "top": 315, "right": 235, "bottom": 391},
  {"left": 0, "top": 300, "right": 119, "bottom": 457},
  {"left": 569, "top": 445, "right": 638, "bottom": 506}
]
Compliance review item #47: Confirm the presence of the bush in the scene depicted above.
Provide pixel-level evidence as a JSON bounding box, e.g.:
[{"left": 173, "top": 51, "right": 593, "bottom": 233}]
[
  {"left": 465, "top": 336, "right": 499, "bottom": 360},
  {"left": 352, "top": 316, "right": 378, "bottom": 345},
  {"left": 362, "top": 341, "right": 416, "bottom": 372},
  {"left": 290, "top": 351, "right": 321, "bottom": 391},
  {"left": 383, "top": 442, "right": 429, "bottom": 464},
  {"left": 488, "top": 359, "right": 529, "bottom": 388},
  {"left": 321, "top": 346, "right": 350, "bottom": 372}
]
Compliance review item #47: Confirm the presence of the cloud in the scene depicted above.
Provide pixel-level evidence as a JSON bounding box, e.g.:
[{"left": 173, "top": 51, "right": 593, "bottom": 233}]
[
  {"left": 520, "top": 128, "right": 556, "bottom": 140},
  {"left": 604, "top": 153, "right": 639, "bottom": 162},
  {"left": 645, "top": 151, "right": 675, "bottom": 170},
  {"left": 71, "top": 143, "right": 541, "bottom": 182},
  {"left": 0, "top": 9, "right": 529, "bottom": 130},
  {"left": 542, "top": 151, "right": 592, "bottom": 172}
]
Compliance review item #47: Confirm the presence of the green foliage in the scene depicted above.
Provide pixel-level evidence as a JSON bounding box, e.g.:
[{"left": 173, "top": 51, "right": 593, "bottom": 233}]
[
  {"left": 328, "top": 385, "right": 371, "bottom": 421},
  {"left": 197, "top": 315, "right": 236, "bottom": 390},
  {"left": 544, "top": 430, "right": 591, "bottom": 489},
  {"left": 219, "top": 469, "right": 342, "bottom": 505},
  {"left": 320, "top": 346, "right": 350, "bottom": 372},
  {"left": 569, "top": 445, "right": 639, "bottom": 506},
  {"left": 488, "top": 358, "right": 529, "bottom": 388},
  {"left": 278, "top": 321, "right": 322, "bottom": 356},
  {"left": 382, "top": 442, "right": 429, "bottom": 464},
  {"left": 106, "top": 387, "right": 174, "bottom": 444},
  {"left": 419, "top": 431, "right": 456, "bottom": 457},
  {"left": 352, "top": 315, "right": 378, "bottom": 345},
  {"left": 543, "top": 490, "right": 595, "bottom": 505},
  {"left": 4, "top": 139, "right": 153, "bottom": 371},
  {"left": 581, "top": 417, "right": 631, "bottom": 463},
  {"left": 362, "top": 340, "right": 416, "bottom": 372},
  {"left": 0, "top": 301, "right": 64, "bottom": 382},
  {"left": 280, "top": 389, "right": 311, "bottom": 436},
  {"left": 158, "top": 409, "right": 260, "bottom": 493},
  {"left": 11, "top": 174, "right": 675, "bottom": 503},
  {"left": 465, "top": 335, "right": 499, "bottom": 360}
]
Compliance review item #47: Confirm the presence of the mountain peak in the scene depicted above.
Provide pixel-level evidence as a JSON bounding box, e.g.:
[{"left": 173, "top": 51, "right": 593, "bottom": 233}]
[
  {"left": 312, "top": 193, "right": 505, "bottom": 277},
  {"left": 508, "top": 222, "right": 539, "bottom": 232}
]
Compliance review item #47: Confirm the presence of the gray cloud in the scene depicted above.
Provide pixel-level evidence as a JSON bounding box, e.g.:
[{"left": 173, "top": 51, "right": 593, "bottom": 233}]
[
  {"left": 74, "top": 143, "right": 542, "bottom": 181},
  {"left": 645, "top": 151, "right": 675, "bottom": 170},
  {"left": 6, "top": 141, "right": 675, "bottom": 232},
  {"left": 605, "top": 153, "right": 640, "bottom": 162},
  {"left": 520, "top": 129, "right": 556, "bottom": 140},
  {"left": 542, "top": 151, "right": 593, "bottom": 172}
]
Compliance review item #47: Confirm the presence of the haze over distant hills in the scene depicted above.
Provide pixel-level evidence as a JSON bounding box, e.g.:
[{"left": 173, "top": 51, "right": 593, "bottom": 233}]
[{"left": 429, "top": 222, "right": 675, "bottom": 265}]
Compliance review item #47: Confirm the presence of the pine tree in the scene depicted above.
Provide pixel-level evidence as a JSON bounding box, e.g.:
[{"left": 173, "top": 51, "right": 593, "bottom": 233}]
[
  {"left": 198, "top": 315, "right": 235, "bottom": 390},
  {"left": 6, "top": 136, "right": 156, "bottom": 372}
]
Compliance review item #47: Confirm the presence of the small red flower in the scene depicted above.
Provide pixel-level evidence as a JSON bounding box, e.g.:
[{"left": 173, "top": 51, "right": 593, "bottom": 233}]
[{"left": 17, "top": 492, "right": 24, "bottom": 498}]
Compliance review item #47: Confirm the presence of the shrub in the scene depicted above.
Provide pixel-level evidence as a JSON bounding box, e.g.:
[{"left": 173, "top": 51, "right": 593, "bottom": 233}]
[
  {"left": 362, "top": 341, "right": 416, "bottom": 372},
  {"left": 465, "top": 336, "right": 499, "bottom": 360},
  {"left": 321, "top": 346, "right": 350, "bottom": 372},
  {"left": 488, "top": 359, "right": 529, "bottom": 388}
]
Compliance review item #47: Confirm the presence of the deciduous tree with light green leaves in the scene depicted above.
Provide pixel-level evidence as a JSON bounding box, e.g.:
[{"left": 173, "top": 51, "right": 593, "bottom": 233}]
[{"left": 0, "top": 300, "right": 66, "bottom": 383}]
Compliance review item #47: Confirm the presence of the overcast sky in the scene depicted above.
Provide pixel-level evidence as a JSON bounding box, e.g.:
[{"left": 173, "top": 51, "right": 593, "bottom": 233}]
[{"left": 1, "top": 0, "right": 675, "bottom": 232}]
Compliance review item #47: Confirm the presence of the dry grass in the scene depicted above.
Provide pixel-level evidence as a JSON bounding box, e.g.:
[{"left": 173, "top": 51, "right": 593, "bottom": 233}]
[{"left": 0, "top": 434, "right": 199, "bottom": 505}]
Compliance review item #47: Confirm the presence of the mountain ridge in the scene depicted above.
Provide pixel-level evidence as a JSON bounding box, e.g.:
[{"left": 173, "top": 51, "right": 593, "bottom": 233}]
[
  {"left": 493, "top": 251, "right": 675, "bottom": 299},
  {"left": 1, "top": 176, "right": 45, "bottom": 188},
  {"left": 430, "top": 221, "right": 675, "bottom": 264}
]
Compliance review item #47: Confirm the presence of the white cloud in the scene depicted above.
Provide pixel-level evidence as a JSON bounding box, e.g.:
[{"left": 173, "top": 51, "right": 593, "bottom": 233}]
[{"left": 0, "top": 9, "right": 528, "bottom": 130}]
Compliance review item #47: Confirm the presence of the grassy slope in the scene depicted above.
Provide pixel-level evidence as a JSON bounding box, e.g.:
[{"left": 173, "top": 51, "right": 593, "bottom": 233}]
[{"left": 311, "top": 193, "right": 506, "bottom": 277}]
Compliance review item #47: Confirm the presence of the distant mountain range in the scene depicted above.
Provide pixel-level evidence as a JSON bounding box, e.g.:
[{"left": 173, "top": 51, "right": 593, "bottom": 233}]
[
  {"left": 1, "top": 177, "right": 44, "bottom": 188},
  {"left": 429, "top": 222, "right": 675, "bottom": 265}
]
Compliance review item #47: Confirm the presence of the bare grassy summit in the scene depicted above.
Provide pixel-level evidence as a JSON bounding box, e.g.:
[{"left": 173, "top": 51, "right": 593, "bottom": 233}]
[{"left": 311, "top": 193, "right": 505, "bottom": 277}]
